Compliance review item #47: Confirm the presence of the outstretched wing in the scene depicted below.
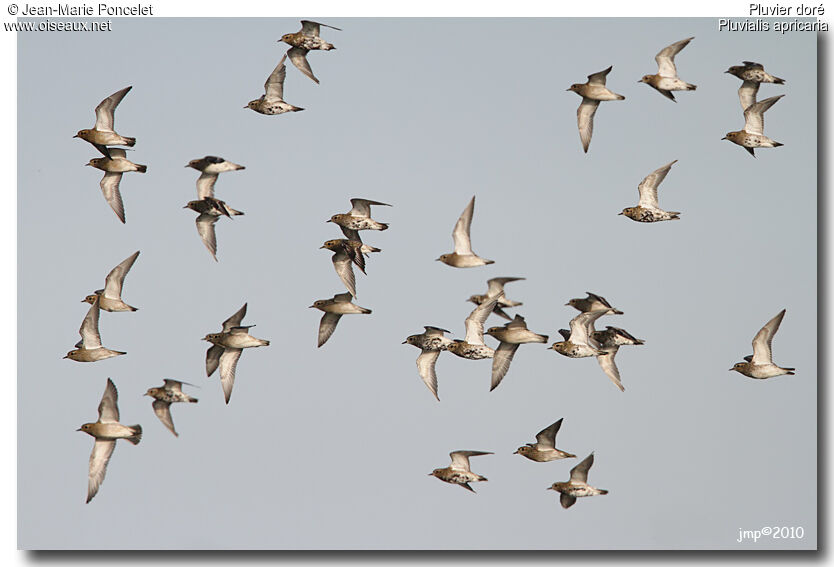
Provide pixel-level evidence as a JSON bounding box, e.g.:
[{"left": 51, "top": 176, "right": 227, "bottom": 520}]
[
  {"left": 452, "top": 196, "right": 476, "bottom": 255},
  {"left": 637, "top": 160, "right": 677, "bottom": 209},
  {"left": 751, "top": 309, "right": 786, "bottom": 365},
  {"left": 655, "top": 37, "right": 693, "bottom": 78},
  {"left": 263, "top": 54, "right": 287, "bottom": 101},
  {"left": 94, "top": 86, "right": 132, "bottom": 132},
  {"left": 577, "top": 98, "right": 599, "bottom": 153}
]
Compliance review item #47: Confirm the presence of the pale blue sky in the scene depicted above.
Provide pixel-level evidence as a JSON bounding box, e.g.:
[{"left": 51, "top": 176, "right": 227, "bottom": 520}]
[{"left": 17, "top": 17, "right": 817, "bottom": 550}]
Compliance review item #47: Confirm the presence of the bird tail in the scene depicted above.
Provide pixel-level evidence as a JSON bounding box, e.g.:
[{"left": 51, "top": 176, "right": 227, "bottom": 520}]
[
  {"left": 360, "top": 307, "right": 372, "bottom": 314},
  {"left": 292, "top": 106, "right": 305, "bottom": 112},
  {"left": 122, "top": 137, "right": 136, "bottom": 147},
  {"left": 670, "top": 212, "right": 682, "bottom": 220},
  {"left": 484, "top": 260, "right": 496, "bottom": 265},
  {"left": 773, "top": 77, "right": 785, "bottom": 85},
  {"left": 363, "top": 245, "right": 382, "bottom": 254},
  {"left": 598, "top": 489, "right": 609, "bottom": 495},
  {"left": 478, "top": 475, "right": 488, "bottom": 482},
  {"left": 612, "top": 309, "right": 624, "bottom": 315},
  {"left": 228, "top": 207, "right": 245, "bottom": 216},
  {"left": 259, "top": 339, "right": 271, "bottom": 347},
  {"left": 126, "top": 425, "right": 142, "bottom": 445},
  {"left": 772, "top": 142, "right": 784, "bottom": 147},
  {"left": 686, "top": 83, "right": 697, "bottom": 90},
  {"left": 377, "top": 222, "right": 390, "bottom": 231},
  {"left": 616, "top": 94, "right": 625, "bottom": 100},
  {"left": 534, "top": 334, "right": 549, "bottom": 343},
  {"left": 188, "top": 396, "right": 199, "bottom": 403},
  {"left": 136, "top": 164, "right": 148, "bottom": 173}
]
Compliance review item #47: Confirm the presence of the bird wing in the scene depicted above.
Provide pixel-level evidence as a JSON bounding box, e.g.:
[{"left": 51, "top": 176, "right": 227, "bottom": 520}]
[
  {"left": 506, "top": 314, "right": 527, "bottom": 330},
  {"left": 490, "top": 342, "right": 519, "bottom": 391},
  {"left": 751, "top": 309, "right": 786, "bottom": 365},
  {"left": 535, "top": 419, "right": 564, "bottom": 449},
  {"left": 93, "top": 86, "right": 131, "bottom": 132},
  {"left": 102, "top": 250, "right": 139, "bottom": 300},
  {"left": 637, "top": 160, "right": 677, "bottom": 209},
  {"left": 317, "top": 313, "right": 342, "bottom": 347},
  {"left": 87, "top": 439, "right": 116, "bottom": 503},
  {"left": 586, "top": 292, "right": 613, "bottom": 309},
  {"left": 655, "top": 37, "right": 693, "bottom": 77},
  {"left": 287, "top": 47, "right": 319, "bottom": 84},
  {"left": 301, "top": 19, "right": 341, "bottom": 35},
  {"left": 586, "top": 66, "right": 612, "bottom": 86},
  {"left": 195, "top": 214, "right": 218, "bottom": 261},
  {"left": 218, "top": 347, "right": 243, "bottom": 404},
  {"left": 348, "top": 198, "right": 390, "bottom": 217},
  {"left": 560, "top": 493, "right": 577, "bottom": 509},
  {"left": 463, "top": 291, "right": 503, "bottom": 345},
  {"left": 743, "top": 94, "right": 783, "bottom": 136},
  {"left": 416, "top": 349, "right": 441, "bottom": 401},
  {"left": 332, "top": 253, "right": 357, "bottom": 298},
  {"left": 162, "top": 379, "right": 186, "bottom": 392},
  {"left": 339, "top": 226, "right": 362, "bottom": 241},
  {"left": 98, "top": 378, "right": 120, "bottom": 422},
  {"left": 451, "top": 196, "right": 476, "bottom": 255},
  {"left": 486, "top": 276, "right": 523, "bottom": 296},
  {"left": 196, "top": 172, "right": 218, "bottom": 200},
  {"left": 738, "top": 80, "right": 759, "bottom": 111},
  {"left": 577, "top": 98, "right": 599, "bottom": 153},
  {"left": 597, "top": 347, "right": 625, "bottom": 391},
  {"left": 152, "top": 400, "right": 177, "bottom": 436},
  {"left": 449, "top": 450, "right": 492, "bottom": 472},
  {"left": 568, "top": 310, "right": 604, "bottom": 346},
  {"left": 570, "top": 453, "right": 595, "bottom": 484},
  {"left": 99, "top": 172, "right": 125, "bottom": 224},
  {"left": 79, "top": 297, "right": 103, "bottom": 350},
  {"left": 206, "top": 344, "right": 223, "bottom": 376},
  {"left": 221, "top": 303, "right": 248, "bottom": 332},
  {"left": 424, "top": 326, "right": 450, "bottom": 336},
  {"left": 264, "top": 54, "right": 287, "bottom": 101}
]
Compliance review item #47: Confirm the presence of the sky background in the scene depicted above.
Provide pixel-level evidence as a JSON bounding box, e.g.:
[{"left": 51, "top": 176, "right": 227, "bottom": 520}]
[{"left": 17, "top": 18, "right": 816, "bottom": 550}]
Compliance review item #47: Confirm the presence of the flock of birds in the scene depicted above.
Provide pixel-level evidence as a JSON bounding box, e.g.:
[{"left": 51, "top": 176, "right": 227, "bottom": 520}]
[
  {"left": 62, "top": 22, "right": 797, "bottom": 508},
  {"left": 569, "top": 36, "right": 785, "bottom": 159}
]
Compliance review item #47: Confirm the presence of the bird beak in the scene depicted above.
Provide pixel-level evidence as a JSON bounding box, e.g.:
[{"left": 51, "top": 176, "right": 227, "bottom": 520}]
[
  {"left": 512, "top": 450, "right": 518, "bottom": 454},
  {"left": 565, "top": 88, "right": 572, "bottom": 91},
  {"left": 308, "top": 305, "right": 316, "bottom": 308},
  {"left": 546, "top": 486, "right": 554, "bottom": 491},
  {"left": 72, "top": 134, "right": 78, "bottom": 138},
  {"left": 76, "top": 427, "right": 83, "bottom": 431},
  {"left": 62, "top": 355, "right": 69, "bottom": 359},
  {"left": 434, "top": 258, "right": 442, "bottom": 262},
  {"left": 326, "top": 219, "right": 332, "bottom": 223},
  {"left": 243, "top": 105, "right": 248, "bottom": 109},
  {"left": 401, "top": 340, "right": 408, "bottom": 344},
  {"left": 617, "top": 212, "right": 624, "bottom": 215},
  {"left": 564, "top": 302, "right": 570, "bottom": 306},
  {"left": 319, "top": 245, "right": 327, "bottom": 249},
  {"left": 721, "top": 136, "right": 727, "bottom": 140},
  {"left": 184, "top": 164, "right": 191, "bottom": 167},
  {"left": 728, "top": 367, "right": 735, "bottom": 371},
  {"left": 84, "top": 163, "right": 91, "bottom": 166}
]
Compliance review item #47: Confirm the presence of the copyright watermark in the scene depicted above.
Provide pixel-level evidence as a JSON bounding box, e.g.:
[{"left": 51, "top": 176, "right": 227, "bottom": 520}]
[{"left": 737, "top": 526, "right": 805, "bottom": 543}]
